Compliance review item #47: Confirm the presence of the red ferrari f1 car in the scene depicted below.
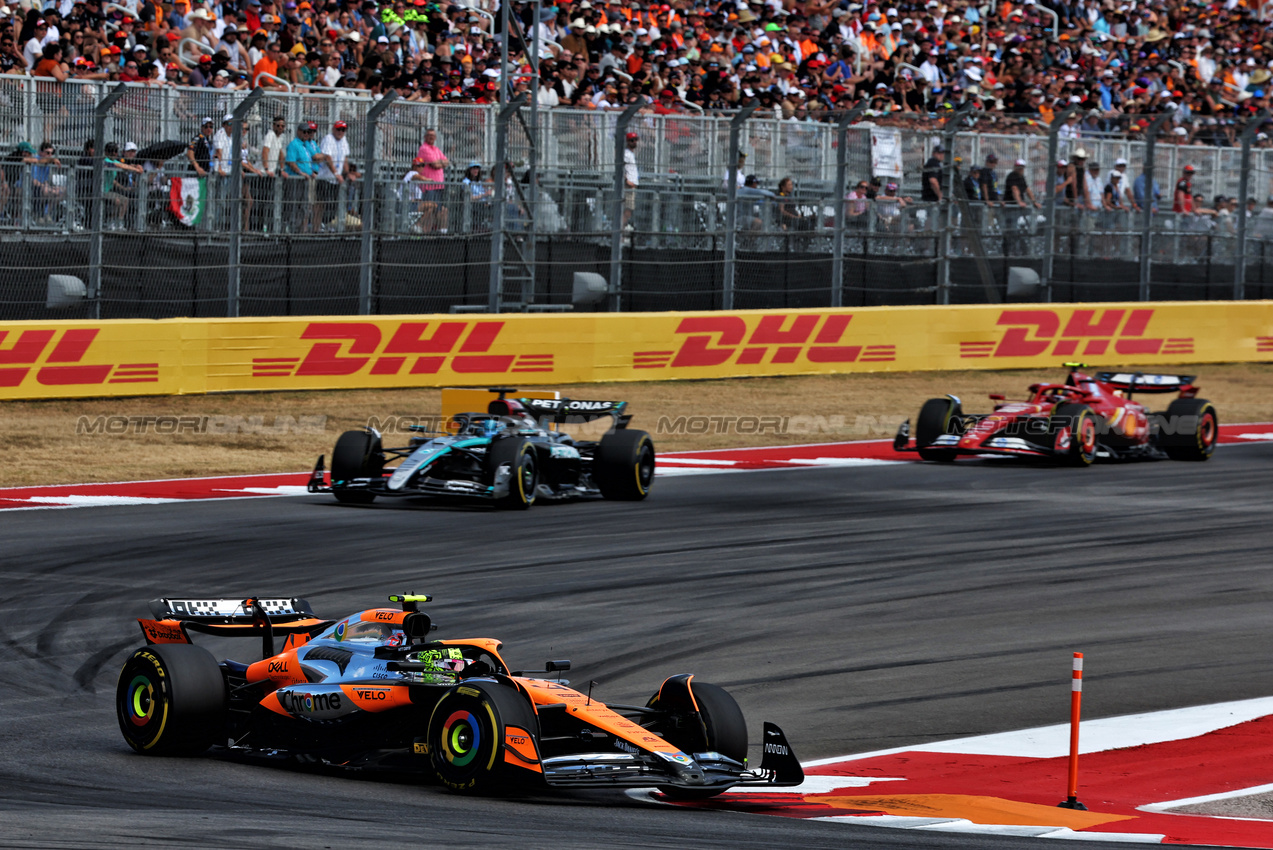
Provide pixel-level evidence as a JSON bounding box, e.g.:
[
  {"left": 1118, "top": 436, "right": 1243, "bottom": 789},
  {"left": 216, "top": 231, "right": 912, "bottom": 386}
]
[{"left": 893, "top": 364, "right": 1218, "bottom": 466}]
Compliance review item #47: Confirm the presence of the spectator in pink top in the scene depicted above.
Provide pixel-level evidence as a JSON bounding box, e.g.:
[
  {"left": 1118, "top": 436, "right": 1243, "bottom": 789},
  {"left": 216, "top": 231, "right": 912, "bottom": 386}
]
[{"left": 415, "top": 128, "right": 449, "bottom": 233}]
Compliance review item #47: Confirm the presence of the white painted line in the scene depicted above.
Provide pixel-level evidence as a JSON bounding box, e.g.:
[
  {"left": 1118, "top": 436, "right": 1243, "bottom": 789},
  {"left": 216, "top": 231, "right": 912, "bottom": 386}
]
[
  {"left": 213, "top": 486, "right": 314, "bottom": 496},
  {"left": 656, "top": 457, "right": 739, "bottom": 466},
  {"left": 1235, "top": 433, "right": 1273, "bottom": 441},
  {"left": 781, "top": 458, "right": 901, "bottom": 467},
  {"left": 810, "top": 816, "right": 1163, "bottom": 843},
  {"left": 22, "top": 495, "right": 187, "bottom": 507},
  {"left": 723, "top": 775, "right": 905, "bottom": 794},
  {"left": 1140, "top": 781, "right": 1273, "bottom": 814},
  {"left": 805, "top": 695, "right": 1273, "bottom": 765}
]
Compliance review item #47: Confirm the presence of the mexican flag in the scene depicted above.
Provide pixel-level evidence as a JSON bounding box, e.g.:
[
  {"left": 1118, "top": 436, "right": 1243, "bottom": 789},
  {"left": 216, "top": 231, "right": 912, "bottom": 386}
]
[{"left": 170, "top": 177, "right": 206, "bottom": 227}]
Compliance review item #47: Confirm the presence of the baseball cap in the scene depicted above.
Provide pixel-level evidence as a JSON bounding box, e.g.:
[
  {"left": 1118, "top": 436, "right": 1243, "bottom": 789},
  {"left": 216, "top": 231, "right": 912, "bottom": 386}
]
[
  {"left": 412, "top": 156, "right": 427, "bottom": 166},
  {"left": 1115, "top": 157, "right": 1128, "bottom": 166},
  {"left": 334, "top": 121, "right": 347, "bottom": 129},
  {"left": 124, "top": 141, "right": 138, "bottom": 152},
  {"left": 1184, "top": 164, "right": 1195, "bottom": 171},
  {"left": 201, "top": 116, "right": 214, "bottom": 125},
  {"left": 625, "top": 131, "right": 638, "bottom": 140},
  {"left": 1014, "top": 158, "right": 1026, "bottom": 166},
  {"left": 222, "top": 113, "right": 234, "bottom": 123}
]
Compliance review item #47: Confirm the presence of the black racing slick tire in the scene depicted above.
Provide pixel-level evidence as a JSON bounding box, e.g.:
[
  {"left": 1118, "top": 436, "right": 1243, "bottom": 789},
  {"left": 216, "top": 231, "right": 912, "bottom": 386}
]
[
  {"left": 916, "top": 397, "right": 961, "bottom": 462},
  {"left": 595, "top": 429, "right": 655, "bottom": 501},
  {"left": 116, "top": 644, "right": 227, "bottom": 756},
  {"left": 1052, "top": 403, "right": 1098, "bottom": 467},
  {"left": 657, "top": 681, "right": 748, "bottom": 801},
  {"left": 426, "top": 682, "right": 541, "bottom": 793},
  {"left": 331, "top": 430, "right": 383, "bottom": 504},
  {"left": 1160, "top": 398, "right": 1218, "bottom": 461},
  {"left": 489, "top": 437, "right": 537, "bottom": 509}
]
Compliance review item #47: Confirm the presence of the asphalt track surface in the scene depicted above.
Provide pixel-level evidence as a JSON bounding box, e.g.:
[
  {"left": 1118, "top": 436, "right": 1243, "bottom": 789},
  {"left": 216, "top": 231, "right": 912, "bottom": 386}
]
[{"left": 3, "top": 444, "right": 1272, "bottom": 849}]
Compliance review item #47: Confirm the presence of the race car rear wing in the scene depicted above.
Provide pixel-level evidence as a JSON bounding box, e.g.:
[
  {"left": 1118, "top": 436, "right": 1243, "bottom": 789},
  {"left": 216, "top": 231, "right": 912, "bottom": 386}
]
[
  {"left": 141, "top": 597, "right": 333, "bottom": 659},
  {"left": 520, "top": 397, "right": 633, "bottom": 428},
  {"left": 1094, "top": 372, "right": 1197, "bottom": 395}
]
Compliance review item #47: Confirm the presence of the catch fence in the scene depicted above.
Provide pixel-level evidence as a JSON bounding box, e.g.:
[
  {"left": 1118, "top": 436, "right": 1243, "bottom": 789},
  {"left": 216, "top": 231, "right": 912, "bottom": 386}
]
[{"left": 1, "top": 79, "right": 1272, "bottom": 320}]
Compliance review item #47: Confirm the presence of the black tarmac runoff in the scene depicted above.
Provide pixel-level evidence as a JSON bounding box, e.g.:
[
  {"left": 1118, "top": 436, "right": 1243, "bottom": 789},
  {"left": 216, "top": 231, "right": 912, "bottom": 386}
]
[{"left": 2, "top": 443, "right": 1270, "bottom": 849}]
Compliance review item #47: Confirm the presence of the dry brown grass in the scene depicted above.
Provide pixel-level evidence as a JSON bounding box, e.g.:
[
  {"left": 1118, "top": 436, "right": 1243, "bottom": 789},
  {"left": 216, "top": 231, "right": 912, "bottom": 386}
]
[{"left": 3, "top": 363, "right": 1272, "bottom": 487}]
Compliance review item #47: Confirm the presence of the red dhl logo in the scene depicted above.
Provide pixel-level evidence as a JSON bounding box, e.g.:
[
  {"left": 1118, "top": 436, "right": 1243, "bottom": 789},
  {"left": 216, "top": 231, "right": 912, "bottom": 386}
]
[
  {"left": 0, "top": 328, "right": 158, "bottom": 387},
  {"left": 960, "top": 309, "right": 1194, "bottom": 359},
  {"left": 633, "top": 315, "right": 892, "bottom": 369},
  {"left": 253, "top": 321, "right": 553, "bottom": 378}
]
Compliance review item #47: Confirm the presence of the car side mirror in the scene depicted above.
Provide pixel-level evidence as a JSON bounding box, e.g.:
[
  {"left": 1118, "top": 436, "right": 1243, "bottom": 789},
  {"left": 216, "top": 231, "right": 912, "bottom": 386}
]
[
  {"left": 545, "top": 659, "right": 571, "bottom": 673},
  {"left": 989, "top": 393, "right": 1005, "bottom": 401}
]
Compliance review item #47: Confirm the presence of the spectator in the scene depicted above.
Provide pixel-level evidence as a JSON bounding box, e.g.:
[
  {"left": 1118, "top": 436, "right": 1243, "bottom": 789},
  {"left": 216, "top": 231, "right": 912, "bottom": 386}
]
[
  {"left": 30, "top": 140, "right": 63, "bottom": 219},
  {"left": 462, "top": 161, "right": 493, "bottom": 230},
  {"left": 977, "top": 153, "right": 1000, "bottom": 205},
  {"left": 1005, "top": 159, "right": 1039, "bottom": 210},
  {"left": 1173, "top": 165, "right": 1196, "bottom": 214},
  {"left": 186, "top": 117, "right": 213, "bottom": 177},
  {"left": 102, "top": 141, "right": 143, "bottom": 228},
  {"left": 318, "top": 120, "right": 358, "bottom": 228},
  {"left": 414, "top": 127, "right": 448, "bottom": 233},
  {"left": 285, "top": 120, "right": 322, "bottom": 232},
  {"left": 622, "top": 130, "right": 638, "bottom": 230},
  {"left": 261, "top": 114, "right": 287, "bottom": 177},
  {"left": 921, "top": 145, "right": 943, "bottom": 203}
]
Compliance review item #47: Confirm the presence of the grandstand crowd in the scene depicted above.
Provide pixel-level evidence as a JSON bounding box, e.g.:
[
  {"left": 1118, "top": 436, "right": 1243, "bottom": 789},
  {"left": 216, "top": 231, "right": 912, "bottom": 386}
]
[{"left": 0, "top": 0, "right": 1269, "bottom": 138}]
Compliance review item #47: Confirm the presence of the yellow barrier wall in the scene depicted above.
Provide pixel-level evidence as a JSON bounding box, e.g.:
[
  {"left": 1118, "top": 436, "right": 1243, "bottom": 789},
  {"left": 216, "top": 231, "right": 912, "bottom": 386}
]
[{"left": 2, "top": 302, "right": 1271, "bottom": 400}]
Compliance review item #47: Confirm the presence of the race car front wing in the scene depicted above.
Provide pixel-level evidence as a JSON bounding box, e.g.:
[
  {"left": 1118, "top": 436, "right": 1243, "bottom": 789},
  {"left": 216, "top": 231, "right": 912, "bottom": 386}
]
[{"left": 540, "top": 722, "right": 803, "bottom": 791}]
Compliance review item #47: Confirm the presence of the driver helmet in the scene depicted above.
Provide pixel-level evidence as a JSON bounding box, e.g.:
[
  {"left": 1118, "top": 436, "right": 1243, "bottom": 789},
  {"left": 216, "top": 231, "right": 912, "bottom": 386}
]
[
  {"left": 411, "top": 647, "right": 468, "bottom": 684},
  {"left": 478, "top": 417, "right": 503, "bottom": 438}
]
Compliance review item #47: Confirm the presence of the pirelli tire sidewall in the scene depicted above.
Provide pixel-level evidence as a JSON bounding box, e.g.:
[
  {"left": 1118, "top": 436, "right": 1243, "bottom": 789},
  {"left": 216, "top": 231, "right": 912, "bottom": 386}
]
[
  {"left": 426, "top": 682, "right": 540, "bottom": 793},
  {"left": 116, "top": 644, "right": 227, "bottom": 756}
]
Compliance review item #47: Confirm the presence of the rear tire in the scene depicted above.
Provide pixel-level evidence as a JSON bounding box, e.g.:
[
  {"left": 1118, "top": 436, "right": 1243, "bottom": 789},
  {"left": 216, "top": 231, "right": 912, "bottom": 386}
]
[
  {"left": 489, "top": 437, "right": 537, "bottom": 509},
  {"left": 331, "top": 430, "right": 383, "bottom": 504},
  {"left": 116, "top": 644, "right": 227, "bottom": 756},
  {"left": 1052, "top": 403, "right": 1098, "bottom": 467},
  {"left": 654, "top": 681, "right": 748, "bottom": 801},
  {"left": 595, "top": 429, "right": 655, "bottom": 500},
  {"left": 1160, "top": 398, "right": 1218, "bottom": 461},
  {"left": 427, "top": 682, "right": 540, "bottom": 793},
  {"left": 916, "top": 397, "right": 961, "bottom": 462}
]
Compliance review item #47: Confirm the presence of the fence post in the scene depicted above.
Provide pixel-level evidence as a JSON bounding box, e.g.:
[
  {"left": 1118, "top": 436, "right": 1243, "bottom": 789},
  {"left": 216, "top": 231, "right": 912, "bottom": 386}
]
[
  {"left": 358, "top": 91, "right": 398, "bottom": 316},
  {"left": 488, "top": 93, "right": 529, "bottom": 313},
  {"left": 722, "top": 103, "right": 757, "bottom": 311},
  {"left": 831, "top": 104, "right": 867, "bottom": 309},
  {"left": 1040, "top": 105, "right": 1079, "bottom": 303},
  {"left": 88, "top": 83, "right": 127, "bottom": 321},
  {"left": 226, "top": 88, "right": 264, "bottom": 319},
  {"left": 1235, "top": 109, "right": 1270, "bottom": 301},
  {"left": 938, "top": 103, "right": 975, "bottom": 306},
  {"left": 609, "top": 102, "right": 643, "bottom": 312},
  {"left": 1138, "top": 111, "right": 1174, "bottom": 302}
]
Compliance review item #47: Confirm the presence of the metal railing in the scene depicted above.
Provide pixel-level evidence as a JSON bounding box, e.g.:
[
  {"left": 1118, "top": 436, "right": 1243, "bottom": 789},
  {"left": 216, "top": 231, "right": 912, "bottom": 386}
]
[{"left": 0, "top": 78, "right": 1271, "bottom": 320}]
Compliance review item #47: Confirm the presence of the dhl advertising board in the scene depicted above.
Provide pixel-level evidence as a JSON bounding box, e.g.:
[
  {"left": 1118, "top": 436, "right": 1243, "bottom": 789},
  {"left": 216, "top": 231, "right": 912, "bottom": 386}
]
[{"left": 1, "top": 303, "right": 1271, "bottom": 400}]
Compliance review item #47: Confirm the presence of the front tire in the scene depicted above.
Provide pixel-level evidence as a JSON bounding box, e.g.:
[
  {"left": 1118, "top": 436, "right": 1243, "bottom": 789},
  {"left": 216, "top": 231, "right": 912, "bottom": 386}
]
[
  {"left": 1160, "top": 398, "right": 1218, "bottom": 461},
  {"left": 1052, "top": 403, "right": 1098, "bottom": 467},
  {"left": 116, "top": 644, "right": 227, "bottom": 756},
  {"left": 489, "top": 437, "right": 537, "bottom": 509},
  {"left": 653, "top": 680, "right": 747, "bottom": 800},
  {"left": 916, "top": 397, "right": 961, "bottom": 462},
  {"left": 427, "top": 682, "right": 540, "bottom": 793},
  {"left": 331, "top": 430, "right": 383, "bottom": 504},
  {"left": 595, "top": 429, "right": 655, "bottom": 500}
]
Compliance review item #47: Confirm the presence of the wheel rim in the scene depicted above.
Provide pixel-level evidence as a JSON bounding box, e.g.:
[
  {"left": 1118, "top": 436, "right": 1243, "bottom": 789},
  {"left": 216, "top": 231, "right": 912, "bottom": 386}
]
[
  {"left": 520, "top": 453, "right": 536, "bottom": 501},
  {"left": 441, "top": 710, "right": 481, "bottom": 767},
  {"left": 126, "top": 674, "right": 156, "bottom": 727},
  {"left": 1200, "top": 412, "right": 1217, "bottom": 448},
  {"left": 637, "top": 445, "right": 654, "bottom": 491},
  {"left": 1079, "top": 416, "right": 1096, "bottom": 458}
]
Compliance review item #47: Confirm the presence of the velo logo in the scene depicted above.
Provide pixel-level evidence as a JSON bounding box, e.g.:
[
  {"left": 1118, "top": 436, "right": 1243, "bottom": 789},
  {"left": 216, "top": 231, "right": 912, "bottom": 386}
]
[
  {"left": 960, "top": 309, "right": 1193, "bottom": 359},
  {"left": 634, "top": 314, "right": 893, "bottom": 369},
  {"left": 0, "top": 328, "right": 158, "bottom": 387},
  {"left": 252, "top": 321, "right": 554, "bottom": 379}
]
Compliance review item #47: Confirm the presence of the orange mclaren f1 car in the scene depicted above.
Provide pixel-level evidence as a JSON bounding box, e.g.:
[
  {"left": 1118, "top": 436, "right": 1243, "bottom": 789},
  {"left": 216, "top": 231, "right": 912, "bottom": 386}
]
[{"left": 118, "top": 595, "right": 803, "bottom": 797}]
